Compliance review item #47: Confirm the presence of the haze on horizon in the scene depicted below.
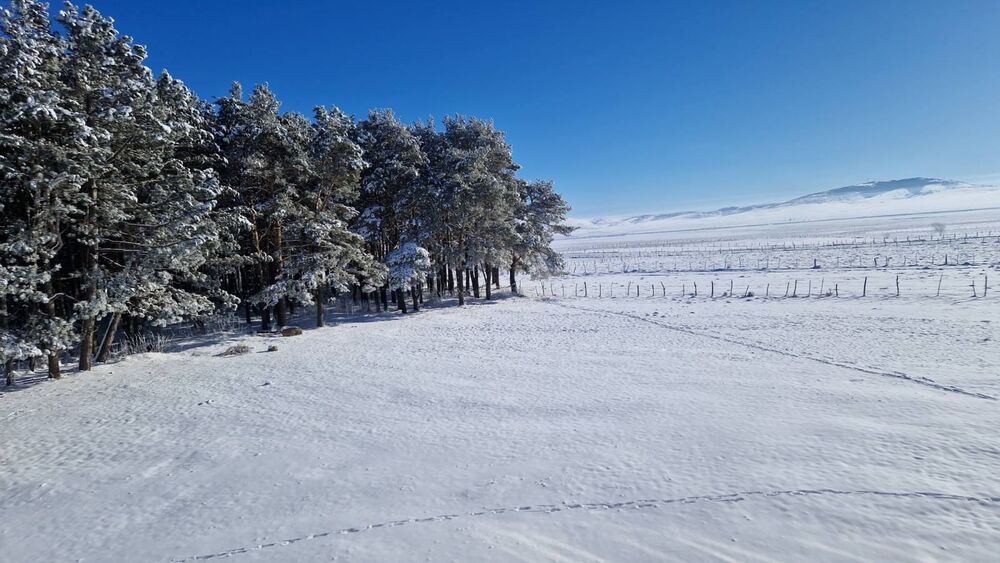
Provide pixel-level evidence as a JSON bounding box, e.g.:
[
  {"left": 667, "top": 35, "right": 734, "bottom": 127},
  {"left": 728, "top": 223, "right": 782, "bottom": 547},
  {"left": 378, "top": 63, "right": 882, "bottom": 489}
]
[{"left": 66, "top": 0, "right": 1000, "bottom": 216}]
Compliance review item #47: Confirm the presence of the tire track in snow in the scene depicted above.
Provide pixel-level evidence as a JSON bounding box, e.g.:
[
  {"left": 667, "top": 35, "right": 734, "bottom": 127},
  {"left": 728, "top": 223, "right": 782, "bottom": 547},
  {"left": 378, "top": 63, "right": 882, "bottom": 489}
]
[
  {"left": 547, "top": 300, "right": 997, "bottom": 401},
  {"left": 172, "top": 489, "right": 1000, "bottom": 561}
]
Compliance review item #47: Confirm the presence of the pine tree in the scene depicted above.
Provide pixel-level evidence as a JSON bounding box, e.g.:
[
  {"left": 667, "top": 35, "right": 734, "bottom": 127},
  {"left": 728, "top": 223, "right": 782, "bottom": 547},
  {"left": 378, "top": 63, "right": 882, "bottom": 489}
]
[
  {"left": 57, "top": 4, "right": 226, "bottom": 369},
  {"left": 0, "top": 0, "right": 89, "bottom": 379},
  {"left": 354, "top": 109, "right": 427, "bottom": 257},
  {"left": 414, "top": 116, "right": 520, "bottom": 304},
  {"left": 217, "top": 87, "right": 381, "bottom": 329},
  {"left": 386, "top": 242, "right": 431, "bottom": 313},
  {"left": 509, "top": 179, "right": 574, "bottom": 292},
  {"left": 90, "top": 71, "right": 231, "bottom": 362},
  {"left": 275, "top": 106, "right": 383, "bottom": 328},
  {"left": 215, "top": 83, "right": 294, "bottom": 330}
]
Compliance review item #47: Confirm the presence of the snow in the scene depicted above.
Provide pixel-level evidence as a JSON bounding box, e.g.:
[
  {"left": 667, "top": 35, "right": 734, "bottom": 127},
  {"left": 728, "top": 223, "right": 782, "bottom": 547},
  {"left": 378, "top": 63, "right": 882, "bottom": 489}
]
[
  {"left": 3, "top": 209, "right": 1000, "bottom": 561},
  {"left": 565, "top": 179, "right": 1000, "bottom": 241}
]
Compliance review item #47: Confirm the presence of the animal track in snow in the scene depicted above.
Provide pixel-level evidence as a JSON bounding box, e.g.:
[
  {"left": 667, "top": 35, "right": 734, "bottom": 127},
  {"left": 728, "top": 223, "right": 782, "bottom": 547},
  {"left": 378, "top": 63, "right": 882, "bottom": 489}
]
[
  {"left": 548, "top": 301, "right": 997, "bottom": 401},
  {"left": 172, "top": 488, "right": 1000, "bottom": 561}
]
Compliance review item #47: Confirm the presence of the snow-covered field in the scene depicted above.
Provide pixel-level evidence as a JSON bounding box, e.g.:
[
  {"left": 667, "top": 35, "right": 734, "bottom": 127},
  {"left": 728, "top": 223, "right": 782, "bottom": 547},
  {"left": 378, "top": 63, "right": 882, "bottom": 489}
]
[{"left": 3, "top": 208, "right": 1000, "bottom": 562}]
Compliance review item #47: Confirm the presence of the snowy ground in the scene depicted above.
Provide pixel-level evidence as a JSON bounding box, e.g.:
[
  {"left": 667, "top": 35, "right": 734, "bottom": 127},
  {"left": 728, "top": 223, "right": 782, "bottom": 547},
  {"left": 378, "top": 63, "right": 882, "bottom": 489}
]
[{"left": 3, "top": 212, "right": 1000, "bottom": 562}]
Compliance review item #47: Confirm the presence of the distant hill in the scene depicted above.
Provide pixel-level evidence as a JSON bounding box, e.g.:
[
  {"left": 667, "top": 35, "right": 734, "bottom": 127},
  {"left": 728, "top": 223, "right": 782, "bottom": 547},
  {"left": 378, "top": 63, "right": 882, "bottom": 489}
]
[{"left": 564, "top": 178, "right": 1000, "bottom": 239}]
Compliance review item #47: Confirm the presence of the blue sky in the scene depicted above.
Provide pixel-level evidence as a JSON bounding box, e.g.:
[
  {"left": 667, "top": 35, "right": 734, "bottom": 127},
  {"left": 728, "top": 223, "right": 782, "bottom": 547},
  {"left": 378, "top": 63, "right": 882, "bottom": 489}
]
[{"left": 67, "top": 0, "right": 1000, "bottom": 216}]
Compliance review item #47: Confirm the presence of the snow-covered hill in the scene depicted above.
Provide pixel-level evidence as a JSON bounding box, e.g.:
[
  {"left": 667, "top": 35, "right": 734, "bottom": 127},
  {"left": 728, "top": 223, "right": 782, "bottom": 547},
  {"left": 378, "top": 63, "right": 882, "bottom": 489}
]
[{"left": 565, "top": 178, "right": 1000, "bottom": 239}]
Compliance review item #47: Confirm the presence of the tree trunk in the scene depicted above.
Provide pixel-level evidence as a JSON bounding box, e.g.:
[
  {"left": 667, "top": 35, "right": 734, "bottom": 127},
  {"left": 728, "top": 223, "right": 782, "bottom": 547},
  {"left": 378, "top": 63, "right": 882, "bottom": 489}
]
[
  {"left": 96, "top": 312, "right": 122, "bottom": 363},
  {"left": 314, "top": 287, "right": 325, "bottom": 327},
  {"left": 261, "top": 306, "right": 272, "bottom": 332},
  {"left": 397, "top": 288, "right": 408, "bottom": 313},
  {"left": 79, "top": 316, "right": 95, "bottom": 372},
  {"left": 456, "top": 266, "right": 466, "bottom": 306},
  {"left": 275, "top": 297, "right": 288, "bottom": 327},
  {"left": 237, "top": 267, "right": 251, "bottom": 324},
  {"left": 127, "top": 316, "right": 141, "bottom": 338},
  {"left": 412, "top": 284, "right": 420, "bottom": 311},
  {"left": 471, "top": 265, "right": 481, "bottom": 298},
  {"left": 4, "top": 359, "right": 13, "bottom": 387},
  {"left": 43, "top": 279, "right": 61, "bottom": 379},
  {"left": 78, "top": 260, "right": 97, "bottom": 372},
  {"left": 78, "top": 179, "right": 98, "bottom": 372},
  {"left": 483, "top": 262, "right": 492, "bottom": 299},
  {"left": 509, "top": 258, "right": 519, "bottom": 293},
  {"left": 47, "top": 353, "right": 60, "bottom": 381},
  {"left": 493, "top": 266, "right": 500, "bottom": 289},
  {"left": 447, "top": 267, "right": 454, "bottom": 294}
]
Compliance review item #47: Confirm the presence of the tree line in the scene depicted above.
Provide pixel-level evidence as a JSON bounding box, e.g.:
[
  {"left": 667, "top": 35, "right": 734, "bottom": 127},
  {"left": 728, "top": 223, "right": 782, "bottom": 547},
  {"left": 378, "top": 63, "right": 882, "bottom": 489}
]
[{"left": 0, "top": 1, "right": 573, "bottom": 383}]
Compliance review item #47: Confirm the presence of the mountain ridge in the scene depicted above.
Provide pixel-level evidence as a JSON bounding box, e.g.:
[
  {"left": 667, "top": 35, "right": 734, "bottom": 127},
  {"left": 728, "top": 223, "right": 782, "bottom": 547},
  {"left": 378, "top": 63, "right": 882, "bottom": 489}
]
[{"left": 564, "top": 177, "right": 1000, "bottom": 238}]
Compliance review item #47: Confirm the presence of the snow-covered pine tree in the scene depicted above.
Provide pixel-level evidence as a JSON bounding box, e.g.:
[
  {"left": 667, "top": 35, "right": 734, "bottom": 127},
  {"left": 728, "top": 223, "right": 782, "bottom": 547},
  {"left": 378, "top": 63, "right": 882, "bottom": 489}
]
[
  {"left": 216, "top": 86, "right": 381, "bottom": 329},
  {"left": 89, "top": 71, "right": 231, "bottom": 362},
  {"left": 449, "top": 119, "right": 520, "bottom": 301},
  {"left": 386, "top": 242, "right": 431, "bottom": 313},
  {"left": 58, "top": 4, "right": 225, "bottom": 369},
  {"left": 273, "top": 106, "right": 383, "bottom": 327},
  {"left": 58, "top": 3, "right": 148, "bottom": 370},
  {"left": 354, "top": 109, "right": 428, "bottom": 309},
  {"left": 354, "top": 109, "right": 428, "bottom": 258},
  {"left": 150, "top": 72, "right": 242, "bottom": 334},
  {"left": 509, "top": 179, "right": 574, "bottom": 292},
  {"left": 215, "top": 83, "right": 296, "bottom": 330},
  {"left": 410, "top": 118, "right": 456, "bottom": 299},
  {"left": 0, "top": 0, "right": 89, "bottom": 379},
  {"left": 421, "top": 116, "right": 520, "bottom": 303}
]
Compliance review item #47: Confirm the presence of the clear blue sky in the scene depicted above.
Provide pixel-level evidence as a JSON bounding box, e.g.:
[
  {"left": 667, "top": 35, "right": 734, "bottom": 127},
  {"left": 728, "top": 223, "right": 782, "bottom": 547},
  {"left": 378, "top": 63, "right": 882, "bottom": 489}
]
[{"left": 65, "top": 0, "right": 1000, "bottom": 216}]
